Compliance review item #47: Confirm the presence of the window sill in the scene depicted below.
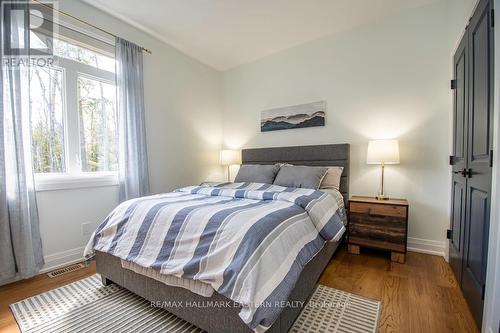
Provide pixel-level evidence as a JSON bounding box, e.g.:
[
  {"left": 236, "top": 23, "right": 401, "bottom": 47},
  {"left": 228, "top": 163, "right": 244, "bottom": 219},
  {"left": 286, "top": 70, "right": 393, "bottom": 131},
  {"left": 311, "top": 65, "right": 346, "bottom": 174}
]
[{"left": 34, "top": 173, "right": 119, "bottom": 192}]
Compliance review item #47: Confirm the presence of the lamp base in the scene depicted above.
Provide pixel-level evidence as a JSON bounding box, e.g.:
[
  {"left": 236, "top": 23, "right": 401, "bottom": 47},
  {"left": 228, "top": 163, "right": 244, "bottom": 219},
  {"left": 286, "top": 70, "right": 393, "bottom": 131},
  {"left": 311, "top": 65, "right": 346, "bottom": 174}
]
[{"left": 376, "top": 194, "right": 389, "bottom": 200}]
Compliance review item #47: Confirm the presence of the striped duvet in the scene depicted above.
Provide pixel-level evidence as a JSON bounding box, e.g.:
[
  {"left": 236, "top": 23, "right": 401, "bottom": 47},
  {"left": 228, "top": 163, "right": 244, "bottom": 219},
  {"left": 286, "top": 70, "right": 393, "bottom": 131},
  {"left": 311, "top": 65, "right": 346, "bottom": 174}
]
[{"left": 84, "top": 182, "right": 346, "bottom": 332}]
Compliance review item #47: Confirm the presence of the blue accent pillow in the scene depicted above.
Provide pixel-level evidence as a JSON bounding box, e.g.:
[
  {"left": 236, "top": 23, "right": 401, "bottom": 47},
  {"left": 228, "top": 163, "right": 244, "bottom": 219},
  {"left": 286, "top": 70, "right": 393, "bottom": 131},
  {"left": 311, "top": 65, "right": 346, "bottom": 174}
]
[
  {"left": 273, "top": 165, "right": 328, "bottom": 189},
  {"left": 234, "top": 164, "right": 280, "bottom": 184}
]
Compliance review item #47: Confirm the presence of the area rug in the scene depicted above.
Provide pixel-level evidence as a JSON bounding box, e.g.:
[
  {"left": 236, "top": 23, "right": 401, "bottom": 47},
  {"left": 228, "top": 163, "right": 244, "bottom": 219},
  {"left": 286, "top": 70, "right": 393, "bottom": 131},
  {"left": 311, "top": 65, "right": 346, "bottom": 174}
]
[{"left": 10, "top": 275, "right": 381, "bottom": 333}]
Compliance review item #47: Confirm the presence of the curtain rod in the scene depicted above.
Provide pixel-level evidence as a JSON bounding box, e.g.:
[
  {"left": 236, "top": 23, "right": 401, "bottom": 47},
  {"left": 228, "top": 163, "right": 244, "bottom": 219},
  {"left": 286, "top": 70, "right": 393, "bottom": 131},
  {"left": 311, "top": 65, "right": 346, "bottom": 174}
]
[{"left": 32, "top": 0, "right": 152, "bottom": 54}]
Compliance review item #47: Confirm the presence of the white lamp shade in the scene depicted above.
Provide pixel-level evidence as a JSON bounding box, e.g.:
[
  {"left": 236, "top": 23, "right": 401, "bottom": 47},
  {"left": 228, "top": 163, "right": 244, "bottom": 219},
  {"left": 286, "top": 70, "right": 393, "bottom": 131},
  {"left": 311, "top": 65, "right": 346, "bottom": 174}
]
[
  {"left": 220, "top": 149, "right": 241, "bottom": 165},
  {"left": 366, "top": 140, "right": 400, "bottom": 164}
]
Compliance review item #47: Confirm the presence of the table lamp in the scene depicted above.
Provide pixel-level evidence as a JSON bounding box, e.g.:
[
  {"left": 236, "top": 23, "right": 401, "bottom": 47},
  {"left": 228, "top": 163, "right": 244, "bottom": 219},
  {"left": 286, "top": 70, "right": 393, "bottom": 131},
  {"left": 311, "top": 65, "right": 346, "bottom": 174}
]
[
  {"left": 220, "top": 149, "right": 241, "bottom": 182},
  {"left": 366, "top": 139, "right": 400, "bottom": 200}
]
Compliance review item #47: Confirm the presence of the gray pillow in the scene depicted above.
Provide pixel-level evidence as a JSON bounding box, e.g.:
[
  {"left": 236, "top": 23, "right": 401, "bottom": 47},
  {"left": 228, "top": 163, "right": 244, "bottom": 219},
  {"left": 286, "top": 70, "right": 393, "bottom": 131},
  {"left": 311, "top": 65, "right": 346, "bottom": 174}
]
[
  {"left": 234, "top": 164, "right": 280, "bottom": 184},
  {"left": 273, "top": 165, "right": 328, "bottom": 189}
]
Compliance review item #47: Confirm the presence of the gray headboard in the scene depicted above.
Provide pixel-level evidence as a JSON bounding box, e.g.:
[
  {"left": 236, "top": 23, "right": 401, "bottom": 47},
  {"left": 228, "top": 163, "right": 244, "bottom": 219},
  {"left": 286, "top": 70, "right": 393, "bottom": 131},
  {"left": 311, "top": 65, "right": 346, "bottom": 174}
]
[{"left": 241, "top": 144, "right": 350, "bottom": 203}]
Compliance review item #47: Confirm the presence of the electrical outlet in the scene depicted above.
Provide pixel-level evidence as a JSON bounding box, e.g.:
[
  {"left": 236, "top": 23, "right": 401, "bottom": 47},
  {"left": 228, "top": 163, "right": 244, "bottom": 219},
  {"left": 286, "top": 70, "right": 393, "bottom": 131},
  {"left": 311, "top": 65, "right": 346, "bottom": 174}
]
[{"left": 82, "top": 222, "right": 94, "bottom": 237}]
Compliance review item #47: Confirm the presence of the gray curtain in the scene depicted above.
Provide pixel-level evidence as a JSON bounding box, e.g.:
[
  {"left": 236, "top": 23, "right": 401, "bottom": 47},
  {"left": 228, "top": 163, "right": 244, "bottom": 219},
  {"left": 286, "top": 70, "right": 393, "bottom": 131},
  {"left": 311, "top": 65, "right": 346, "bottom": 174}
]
[
  {"left": 1, "top": 1, "right": 44, "bottom": 281},
  {"left": 115, "top": 38, "right": 150, "bottom": 202}
]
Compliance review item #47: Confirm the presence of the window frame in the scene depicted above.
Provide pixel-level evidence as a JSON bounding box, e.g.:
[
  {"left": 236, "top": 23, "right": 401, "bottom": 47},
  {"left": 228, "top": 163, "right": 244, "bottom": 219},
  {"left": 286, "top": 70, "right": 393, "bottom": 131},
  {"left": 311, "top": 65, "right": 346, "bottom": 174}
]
[{"left": 33, "top": 45, "right": 118, "bottom": 192}]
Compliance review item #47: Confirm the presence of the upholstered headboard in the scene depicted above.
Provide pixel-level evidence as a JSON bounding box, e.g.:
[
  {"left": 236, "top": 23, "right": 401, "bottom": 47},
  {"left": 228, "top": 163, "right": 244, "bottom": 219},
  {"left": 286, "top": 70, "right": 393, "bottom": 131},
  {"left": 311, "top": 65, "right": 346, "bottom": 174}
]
[{"left": 241, "top": 144, "right": 350, "bottom": 203}]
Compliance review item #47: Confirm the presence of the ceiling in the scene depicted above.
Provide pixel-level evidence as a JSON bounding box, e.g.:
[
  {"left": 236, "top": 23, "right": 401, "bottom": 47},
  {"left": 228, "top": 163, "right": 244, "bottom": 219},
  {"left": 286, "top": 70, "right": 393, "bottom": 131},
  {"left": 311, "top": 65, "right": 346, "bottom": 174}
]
[{"left": 83, "top": 0, "right": 440, "bottom": 71}]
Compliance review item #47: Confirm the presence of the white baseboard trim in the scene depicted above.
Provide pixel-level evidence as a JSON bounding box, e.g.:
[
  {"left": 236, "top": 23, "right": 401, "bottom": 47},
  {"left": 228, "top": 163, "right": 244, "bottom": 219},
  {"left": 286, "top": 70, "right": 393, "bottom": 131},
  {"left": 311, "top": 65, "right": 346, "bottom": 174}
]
[
  {"left": 41, "top": 246, "right": 86, "bottom": 274},
  {"left": 407, "top": 237, "right": 446, "bottom": 257},
  {"left": 0, "top": 246, "right": 86, "bottom": 286}
]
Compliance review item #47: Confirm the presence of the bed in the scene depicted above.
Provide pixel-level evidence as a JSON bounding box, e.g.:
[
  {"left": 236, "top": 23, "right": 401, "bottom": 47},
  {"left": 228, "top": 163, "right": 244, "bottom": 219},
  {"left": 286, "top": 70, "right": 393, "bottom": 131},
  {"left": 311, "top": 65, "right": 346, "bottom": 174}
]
[{"left": 90, "top": 144, "right": 350, "bottom": 333}]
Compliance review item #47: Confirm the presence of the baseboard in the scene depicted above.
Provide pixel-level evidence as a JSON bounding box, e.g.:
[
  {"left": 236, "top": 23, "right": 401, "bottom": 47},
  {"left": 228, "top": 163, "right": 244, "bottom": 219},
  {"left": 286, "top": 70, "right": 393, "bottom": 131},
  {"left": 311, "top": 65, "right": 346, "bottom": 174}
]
[
  {"left": 41, "top": 246, "right": 86, "bottom": 273},
  {"left": 407, "top": 237, "right": 446, "bottom": 257},
  {"left": 0, "top": 246, "right": 85, "bottom": 286}
]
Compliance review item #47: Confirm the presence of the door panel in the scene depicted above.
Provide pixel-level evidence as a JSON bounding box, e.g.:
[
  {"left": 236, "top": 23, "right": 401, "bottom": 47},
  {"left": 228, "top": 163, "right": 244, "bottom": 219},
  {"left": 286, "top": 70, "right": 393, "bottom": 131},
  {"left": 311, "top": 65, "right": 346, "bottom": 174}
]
[
  {"left": 454, "top": 43, "right": 467, "bottom": 163},
  {"left": 449, "top": 31, "right": 468, "bottom": 283},
  {"left": 452, "top": 183, "right": 465, "bottom": 250},
  {"left": 463, "top": 186, "right": 489, "bottom": 323},
  {"left": 450, "top": 180, "right": 465, "bottom": 281},
  {"left": 471, "top": 10, "right": 491, "bottom": 160},
  {"left": 465, "top": 188, "right": 488, "bottom": 278}
]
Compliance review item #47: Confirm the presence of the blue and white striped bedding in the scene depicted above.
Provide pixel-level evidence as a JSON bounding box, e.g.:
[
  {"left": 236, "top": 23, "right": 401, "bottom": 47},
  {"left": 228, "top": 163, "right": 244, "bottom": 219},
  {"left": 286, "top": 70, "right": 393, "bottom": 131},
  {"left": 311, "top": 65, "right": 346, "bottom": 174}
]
[{"left": 84, "top": 182, "right": 346, "bottom": 332}]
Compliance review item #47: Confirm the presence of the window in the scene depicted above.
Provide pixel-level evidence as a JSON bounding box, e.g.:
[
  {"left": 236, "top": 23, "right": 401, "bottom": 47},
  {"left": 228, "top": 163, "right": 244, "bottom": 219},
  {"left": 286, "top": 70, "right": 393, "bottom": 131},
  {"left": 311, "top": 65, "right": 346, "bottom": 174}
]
[
  {"left": 54, "top": 39, "right": 115, "bottom": 73},
  {"left": 30, "top": 66, "right": 65, "bottom": 173},
  {"left": 77, "top": 76, "right": 118, "bottom": 172},
  {"left": 29, "top": 32, "right": 118, "bottom": 189}
]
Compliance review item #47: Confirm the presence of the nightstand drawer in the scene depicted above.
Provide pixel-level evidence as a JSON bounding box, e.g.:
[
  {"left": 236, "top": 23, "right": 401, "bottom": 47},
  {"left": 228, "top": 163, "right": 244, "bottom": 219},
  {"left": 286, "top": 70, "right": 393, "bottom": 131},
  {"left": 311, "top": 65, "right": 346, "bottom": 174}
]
[
  {"left": 349, "top": 211, "right": 406, "bottom": 229},
  {"left": 349, "top": 223, "right": 405, "bottom": 246},
  {"left": 350, "top": 202, "right": 406, "bottom": 218}
]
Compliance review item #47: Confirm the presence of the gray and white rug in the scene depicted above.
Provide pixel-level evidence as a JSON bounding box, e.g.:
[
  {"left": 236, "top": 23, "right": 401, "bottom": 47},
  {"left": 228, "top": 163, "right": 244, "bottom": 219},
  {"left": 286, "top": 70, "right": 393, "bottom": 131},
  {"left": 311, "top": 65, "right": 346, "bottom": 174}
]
[{"left": 10, "top": 275, "right": 380, "bottom": 333}]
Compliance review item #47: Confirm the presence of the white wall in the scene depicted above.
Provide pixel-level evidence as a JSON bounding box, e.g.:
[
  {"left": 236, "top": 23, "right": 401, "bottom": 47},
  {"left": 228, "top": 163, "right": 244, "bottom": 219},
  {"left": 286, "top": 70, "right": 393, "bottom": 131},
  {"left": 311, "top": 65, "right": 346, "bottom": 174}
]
[
  {"left": 222, "top": 0, "right": 474, "bottom": 256},
  {"left": 33, "top": 0, "right": 223, "bottom": 273},
  {"left": 36, "top": 186, "right": 119, "bottom": 270}
]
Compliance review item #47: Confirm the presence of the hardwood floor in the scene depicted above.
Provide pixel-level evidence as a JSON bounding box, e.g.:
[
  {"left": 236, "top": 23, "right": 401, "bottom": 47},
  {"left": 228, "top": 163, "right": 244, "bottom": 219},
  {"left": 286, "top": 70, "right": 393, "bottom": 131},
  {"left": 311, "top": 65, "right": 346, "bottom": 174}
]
[
  {"left": 0, "top": 247, "right": 478, "bottom": 333},
  {"left": 320, "top": 247, "right": 479, "bottom": 333}
]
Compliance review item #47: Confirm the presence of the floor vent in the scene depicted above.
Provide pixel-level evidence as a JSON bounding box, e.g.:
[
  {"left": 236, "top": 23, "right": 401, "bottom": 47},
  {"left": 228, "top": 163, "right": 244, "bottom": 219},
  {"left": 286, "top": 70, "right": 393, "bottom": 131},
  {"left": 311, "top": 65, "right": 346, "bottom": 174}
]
[{"left": 47, "top": 263, "right": 85, "bottom": 278}]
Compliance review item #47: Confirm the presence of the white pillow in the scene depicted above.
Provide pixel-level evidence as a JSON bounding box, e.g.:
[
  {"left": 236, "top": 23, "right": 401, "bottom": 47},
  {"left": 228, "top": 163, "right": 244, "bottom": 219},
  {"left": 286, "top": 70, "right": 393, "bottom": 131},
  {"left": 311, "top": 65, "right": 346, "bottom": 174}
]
[{"left": 320, "top": 166, "right": 344, "bottom": 190}]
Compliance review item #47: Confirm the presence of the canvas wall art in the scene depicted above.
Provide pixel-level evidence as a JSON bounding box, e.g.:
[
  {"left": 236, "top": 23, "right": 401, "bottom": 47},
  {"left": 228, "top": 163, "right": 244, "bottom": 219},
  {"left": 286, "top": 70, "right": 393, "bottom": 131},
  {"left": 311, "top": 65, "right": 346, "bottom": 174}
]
[{"left": 260, "top": 101, "right": 326, "bottom": 132}]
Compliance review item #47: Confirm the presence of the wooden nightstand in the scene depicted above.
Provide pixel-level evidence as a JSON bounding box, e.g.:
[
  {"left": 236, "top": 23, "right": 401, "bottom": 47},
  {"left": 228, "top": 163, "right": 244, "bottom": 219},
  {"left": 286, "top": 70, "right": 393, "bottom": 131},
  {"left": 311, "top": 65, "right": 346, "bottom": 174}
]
[{"left": 348, "top": 196, "right": 409, "bottom": 263}]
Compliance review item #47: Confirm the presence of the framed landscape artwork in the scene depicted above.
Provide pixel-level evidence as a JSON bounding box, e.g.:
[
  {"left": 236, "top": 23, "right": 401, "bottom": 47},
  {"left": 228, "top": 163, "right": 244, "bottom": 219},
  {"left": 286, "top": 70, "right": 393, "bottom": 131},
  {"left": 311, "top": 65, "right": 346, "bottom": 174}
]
[{"left": 260, "top": 101, "right": 326, "bottom": 132}]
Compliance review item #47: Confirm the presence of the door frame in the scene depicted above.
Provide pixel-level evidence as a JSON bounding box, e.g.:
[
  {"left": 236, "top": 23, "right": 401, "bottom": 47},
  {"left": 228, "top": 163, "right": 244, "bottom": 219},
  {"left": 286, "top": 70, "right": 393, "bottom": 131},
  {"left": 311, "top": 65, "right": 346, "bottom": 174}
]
[{"left": 483, "top": 2, "right": 500, "bottom": 333}]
